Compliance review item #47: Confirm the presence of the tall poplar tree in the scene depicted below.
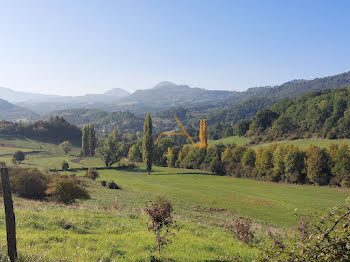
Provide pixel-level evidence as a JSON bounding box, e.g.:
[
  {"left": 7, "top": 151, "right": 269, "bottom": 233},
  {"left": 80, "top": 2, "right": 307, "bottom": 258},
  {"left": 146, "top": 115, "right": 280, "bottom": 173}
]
[
  {"left": 82, "top": 124, "right": 97, "bottom": 156},
  {"left": 82, "top": 125, "right": 89, "bottom": 156},
  {"left": 142, "top": 113, "right": 153, "bottom": 174},
  {"left": 88, "top": 124, "right": 97, "bottom": 156}
]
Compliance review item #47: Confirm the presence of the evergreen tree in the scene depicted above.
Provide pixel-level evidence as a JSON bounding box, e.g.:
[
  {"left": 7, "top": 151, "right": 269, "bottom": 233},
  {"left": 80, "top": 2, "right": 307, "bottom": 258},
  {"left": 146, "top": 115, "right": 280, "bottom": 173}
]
[{"left": 142, "top": 113, "right": 153, "bottom": 174}]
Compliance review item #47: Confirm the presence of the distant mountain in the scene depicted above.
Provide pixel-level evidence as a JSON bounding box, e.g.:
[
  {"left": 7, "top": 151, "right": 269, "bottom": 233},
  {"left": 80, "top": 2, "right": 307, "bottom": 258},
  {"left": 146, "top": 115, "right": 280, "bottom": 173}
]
[
  {"left": 0, "top": 98, "right": 38, "bottom": 121},
  {"left": 2, "top": 71, "right": 350, "bottom": 118},
  {"left": 116, "top": 81, "right": 231, "bottom": 113},
  {"left": 15, "top": 88, "right": 130, "bottom": 115},
  {"left": 104, "top": 88, "right": 130, "bottom": 97},
  {"left": 0, "top": 86, "right": 58, "bottom": 103}
]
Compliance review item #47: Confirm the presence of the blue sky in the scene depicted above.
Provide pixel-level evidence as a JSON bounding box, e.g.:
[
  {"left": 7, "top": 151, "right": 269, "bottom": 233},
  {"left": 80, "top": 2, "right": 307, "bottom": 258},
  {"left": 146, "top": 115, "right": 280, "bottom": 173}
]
[{"left": 1, "top": 0, "right": 350, "bottom": 96}]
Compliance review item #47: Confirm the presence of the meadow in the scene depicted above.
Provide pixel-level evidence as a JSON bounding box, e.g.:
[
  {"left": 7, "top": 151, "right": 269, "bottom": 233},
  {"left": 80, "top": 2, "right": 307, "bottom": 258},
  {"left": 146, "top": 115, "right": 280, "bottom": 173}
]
[
  {"left": 0, "top": 135, "right": 348, "bottom": 261},
  {"left": 208, "top": 136, "right": 250, "bottom": 146},
  {"left": 208, "top": 134, "right": 350, "bottom": 150},
  {"left": 252, "top": 138, "right": 350, "bottom": 149}
]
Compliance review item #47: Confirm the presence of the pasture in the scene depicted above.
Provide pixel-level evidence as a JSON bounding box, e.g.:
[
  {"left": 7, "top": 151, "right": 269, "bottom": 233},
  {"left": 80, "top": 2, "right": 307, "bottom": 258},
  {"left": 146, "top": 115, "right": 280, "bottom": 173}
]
[{"left": 0, "top": 136, "right": 348, "bottom": 261}]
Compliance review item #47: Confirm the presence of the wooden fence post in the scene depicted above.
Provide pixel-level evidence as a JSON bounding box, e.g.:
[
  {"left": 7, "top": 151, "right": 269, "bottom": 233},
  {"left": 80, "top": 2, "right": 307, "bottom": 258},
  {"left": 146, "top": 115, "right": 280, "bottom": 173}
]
[{"left": 0, "top": 168, "right": 17, "bottom": 262}]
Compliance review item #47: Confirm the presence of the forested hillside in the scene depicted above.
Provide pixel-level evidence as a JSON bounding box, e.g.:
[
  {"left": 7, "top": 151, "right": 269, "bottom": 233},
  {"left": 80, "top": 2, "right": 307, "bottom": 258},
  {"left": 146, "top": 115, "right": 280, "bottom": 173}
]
[
  {"left": 246, "top": 87, "right": 350, "bottom": 140},
  {"left": 48, "top": 109, "right": 108, "bottom": 126},
  {"left": 0, "top": 116, "right": 81, "bottom": 143},
  {"left": 205, "top": 71, "right": 350, "bottom": 126}
]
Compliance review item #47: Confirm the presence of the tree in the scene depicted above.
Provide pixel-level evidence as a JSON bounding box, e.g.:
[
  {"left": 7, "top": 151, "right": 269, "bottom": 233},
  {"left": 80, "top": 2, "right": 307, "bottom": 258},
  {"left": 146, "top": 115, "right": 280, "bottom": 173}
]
[
  {"left": 234, "top": 119, "right": 251, "bottom": 136},
  {"left": 241, "top": 149, "right": 256, "bottom": 167},
  {"left": 250, "top": 109, "right": 279, "bottom": 133},
  {"left": 306, "top": 145, "right": 331, "bottom": 186},
  {"left": 12, "top": 151, "right": 25, "bottom": 165},
  {"left": 142, "top": 113, "right": 153, "bottom": 174},
  {"left": 60, "top": 141, "right": 72, "bottom": 155},
  {"left": 329, "top": 144, "right": 350, "bottom": 187},
  {"left": 166, "top": 147, "right": 176, "bottom": 167},
  {"left": 96, "top": 128, "right": 126, "bottom": 167},
  {"left": 82, "top": 124, "right": 97, "bottom": 156},
  {"left": 88, "top": 124, "right": 97, "bottom": 157},
  {"left": 128, "top": 144, "right": 142, "bottom": 162},
  {"left": 284, "top": 147, "right": 306, "bottom": 183},
  {"left": 81, "top": 124, "right": 89, "bottom": 156}
]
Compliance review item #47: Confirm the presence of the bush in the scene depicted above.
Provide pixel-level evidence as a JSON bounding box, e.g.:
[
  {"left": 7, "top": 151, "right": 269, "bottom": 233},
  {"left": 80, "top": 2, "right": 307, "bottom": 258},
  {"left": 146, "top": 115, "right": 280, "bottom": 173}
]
[
  {"left": 10, "top": 168, "right": 49, "bottom": 199},
  {"left": 227, "top": 217, "right": 255, "bottom": 243},
  {"left": 101, "top": 180, "right": 107, "bottom": 187},
  {"left": 85, "top": 168, "right": 99, "bottom": 180},
  {"left": 144, "top": 197, "right": 178, "bottom": 256},
  {"left": 61, "top": 161, "right": 69, "bottom": 171},
  {"left": 108, "top": 180, "right": 121, "bottom": 189},
  {"left": 258, "top": 199, "right": 350, "bottom": 261},
  {"left": 46, "top": 175, "right": 90, "bottom": 204}
]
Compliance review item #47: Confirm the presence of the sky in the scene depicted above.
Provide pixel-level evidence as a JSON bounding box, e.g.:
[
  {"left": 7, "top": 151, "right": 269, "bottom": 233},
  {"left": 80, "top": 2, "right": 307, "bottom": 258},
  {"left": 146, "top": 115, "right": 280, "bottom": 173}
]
[{"left": 1, "top": 0, "right": 350, "bottom": 96}]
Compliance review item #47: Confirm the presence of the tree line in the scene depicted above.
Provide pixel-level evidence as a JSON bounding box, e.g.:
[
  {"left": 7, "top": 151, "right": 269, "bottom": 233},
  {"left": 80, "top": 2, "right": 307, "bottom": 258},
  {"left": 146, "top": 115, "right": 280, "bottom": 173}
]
[
  {"left": 0, "top": 117, "right": 81, "bottom": 143},
  {"left": 141, "top": 141, "right": 350, "bottom": 188},
  {"left": 81, "top": 111, "right": 350, "bottom": 188}
]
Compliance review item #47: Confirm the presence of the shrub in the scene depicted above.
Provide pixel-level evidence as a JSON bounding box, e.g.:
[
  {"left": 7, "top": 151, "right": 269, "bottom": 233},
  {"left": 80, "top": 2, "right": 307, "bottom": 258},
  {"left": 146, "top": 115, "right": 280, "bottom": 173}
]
[
  {"left": 61, "top": 161, "right": 69, "bottom": 171},
  {"left": 144, "top": 197, "right": 178, "bottom": 256},
  {"left": 101, "top": 180, "right": 107, "bottom": 187},
  {"left": 227, "top": 217, "right": 255, "bottom": 243},
  {"left": 296, "top": 216, "right": 311, "bottom": 241},
  {"left": 85, "top": 168, "right": 99, "bottom": 180},
  {"left": 46, "top": 175, "right": 90, "bottom": 204},
  {"left": 258, "top": 199, "right": 350, "bottom": 261},
  {"left": 108, "top": 180, "right": 121, "bottom": 189},
  {"left": 10, "top": 168, "right": 49, "bottom": 199}
]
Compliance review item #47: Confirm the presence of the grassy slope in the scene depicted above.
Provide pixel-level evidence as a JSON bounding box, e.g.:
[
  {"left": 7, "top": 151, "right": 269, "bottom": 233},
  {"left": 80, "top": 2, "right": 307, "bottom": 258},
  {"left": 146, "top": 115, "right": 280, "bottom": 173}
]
[
  {"left": 208, "top": 136, "right": 250, "bottom": 146},
  {"left": 0, "top": 136, "right": 348, "bottom": 261},
  {"left": 208, "top": 134, "right": 350, "bottom": 150},
  {"left": 252, "top": 138, "right": 350, "bottom": 149},
  {"left": 1, "top": 182, "right": 255, "bottom": 262},
  {"left": 75, "top": 167, "right": 349, "bottom": 228}
]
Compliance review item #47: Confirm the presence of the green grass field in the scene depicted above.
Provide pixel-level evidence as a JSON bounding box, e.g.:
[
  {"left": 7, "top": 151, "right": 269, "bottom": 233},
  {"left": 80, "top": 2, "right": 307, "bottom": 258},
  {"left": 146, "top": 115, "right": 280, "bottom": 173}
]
[
  {"left": 207, "top": 134, "right": 350, "bottom": 150},
  {"left": 208, "top": 136, "right": 250, "bottom": 146},
  {"left": 0, "top": 136, "right": 348, "bottom": 261},
  {"left": 252, "top": 138, "right": 350, "bottom": 149}
]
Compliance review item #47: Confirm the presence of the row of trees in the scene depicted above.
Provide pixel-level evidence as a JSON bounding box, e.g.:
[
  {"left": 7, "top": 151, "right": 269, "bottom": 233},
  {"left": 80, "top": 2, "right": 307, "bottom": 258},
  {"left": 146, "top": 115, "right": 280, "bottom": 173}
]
[
  {"left": 80, "top": 113, "right": 154, "bottom": 171},
  {"left": 82, "top": 124, "right": 97, "bottom": 156},
  {"left": 81, "top": 112, "right": 349, "bottom": 188},
  {"left": 164, "top": 142, "right": 350, "bottom": 188}
]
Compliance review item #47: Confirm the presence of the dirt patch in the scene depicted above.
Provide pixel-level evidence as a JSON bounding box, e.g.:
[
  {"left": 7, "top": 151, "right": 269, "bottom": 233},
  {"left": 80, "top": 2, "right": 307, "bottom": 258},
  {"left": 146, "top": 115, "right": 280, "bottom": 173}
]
[
  {"left": 0, "top": 143, "right": 16, "bottom": 148},
  {"left": 209, "top": 207, "right": 233, "bottom": 214}
]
